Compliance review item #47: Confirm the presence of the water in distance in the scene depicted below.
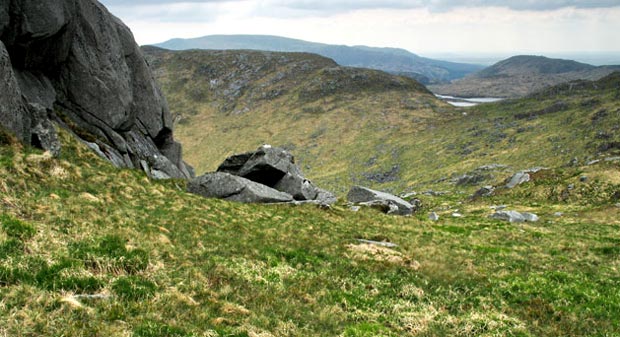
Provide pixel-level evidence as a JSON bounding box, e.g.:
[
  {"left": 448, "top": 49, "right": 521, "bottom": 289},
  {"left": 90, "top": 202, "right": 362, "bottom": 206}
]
[{"left": 435, "top": 94, "right": 503, "bottom": 107}]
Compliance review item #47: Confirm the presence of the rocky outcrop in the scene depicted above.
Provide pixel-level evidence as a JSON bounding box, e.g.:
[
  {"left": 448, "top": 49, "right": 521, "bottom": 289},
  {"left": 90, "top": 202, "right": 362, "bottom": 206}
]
[
  {"left": 216, "top": 145, "right": 333, "bottom": 202},
  {"left": 188, "top": 172, "right": 293, "bottom": 203},
  {"left": 347, "top": 186, "right": 416, "bottom": 216},
  {"left": 190, "top": 145, "right": 336, "bottom": 204},
  {"left": 0, "top": 0, "right": 191, "bottom": 179}
]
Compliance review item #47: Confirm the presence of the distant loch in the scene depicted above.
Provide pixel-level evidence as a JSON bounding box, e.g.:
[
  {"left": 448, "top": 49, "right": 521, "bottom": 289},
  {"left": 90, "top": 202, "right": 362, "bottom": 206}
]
[{"left": 435, "top": 94, "right": 504, "bottom": 107}]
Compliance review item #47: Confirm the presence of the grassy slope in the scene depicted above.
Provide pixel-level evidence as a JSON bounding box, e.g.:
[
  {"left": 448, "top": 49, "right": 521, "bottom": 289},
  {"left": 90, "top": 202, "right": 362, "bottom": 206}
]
[
  {"left": 144, "top": 47, "right": 449, "bottom": 195},
  {"left": 1, "top": 119, "right": 620, "bottom": 336},
  {"left": 148, "top": 47, "right": 620, "bottom": 197}
]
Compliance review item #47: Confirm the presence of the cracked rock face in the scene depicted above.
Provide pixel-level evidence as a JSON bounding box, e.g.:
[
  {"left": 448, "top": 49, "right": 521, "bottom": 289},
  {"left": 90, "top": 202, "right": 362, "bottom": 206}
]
[
  {"left": 190, "top": 145, "right": 336, "bottom": 204},
  {"left": 0, "top": 0, "right": 192, "bottom": 179}
]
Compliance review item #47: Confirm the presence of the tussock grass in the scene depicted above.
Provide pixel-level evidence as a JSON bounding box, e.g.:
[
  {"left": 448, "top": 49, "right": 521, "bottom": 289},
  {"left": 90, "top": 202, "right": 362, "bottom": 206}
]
[{"left": 1, "top": 126, "right": 619, "bottom": 336}]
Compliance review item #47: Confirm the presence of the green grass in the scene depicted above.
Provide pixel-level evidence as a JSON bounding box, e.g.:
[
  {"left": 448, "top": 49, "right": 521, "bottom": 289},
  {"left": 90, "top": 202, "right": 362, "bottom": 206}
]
[
  {"left": 146, "top": 48, "right": 620, "bottom": 199},
  {"left": 1, "top": 124, "right": 620, "bottom": 336}
]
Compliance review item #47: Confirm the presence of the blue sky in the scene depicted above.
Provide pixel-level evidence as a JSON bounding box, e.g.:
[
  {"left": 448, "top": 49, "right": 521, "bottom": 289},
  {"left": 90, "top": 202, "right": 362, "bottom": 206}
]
[{"left": 99, "top": 0, "right": 620, "bottom": 55}]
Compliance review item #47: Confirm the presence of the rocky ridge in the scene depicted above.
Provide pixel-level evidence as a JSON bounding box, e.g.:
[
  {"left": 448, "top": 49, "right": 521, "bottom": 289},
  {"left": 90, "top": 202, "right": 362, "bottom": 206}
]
[
  {"left": 430, "top": 55, "right": 620, "bottom": 98},
  {"left": 0, "top": 0, "right": 192, "bottom": 179}
]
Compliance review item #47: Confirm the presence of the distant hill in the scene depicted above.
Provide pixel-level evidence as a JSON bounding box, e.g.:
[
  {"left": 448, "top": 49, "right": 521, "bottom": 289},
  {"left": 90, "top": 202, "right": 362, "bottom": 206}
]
[
  {"left": 429, "top": 55, "right": 620, "bottom": 98},
  {"left": 144, "top": 46, "right": 620, "bottom": 195},
  {"left": 153, "top": 34, "right": 484, "bottom": 84},
  {"left": 142, "top": 46, "right": 452, "bottom": 191}
]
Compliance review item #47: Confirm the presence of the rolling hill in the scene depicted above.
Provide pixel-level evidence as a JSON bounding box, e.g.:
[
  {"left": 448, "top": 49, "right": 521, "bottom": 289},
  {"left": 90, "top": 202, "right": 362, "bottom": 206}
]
[
  {"left": 145, "top": 47, "right": 620, "bottom": 196},
  {"left": 2, "top": 53, "right": 620, "bottom": 337},
  {"left": 429, "top": 55, "right": 620, "bottom": 98},
  {"left": 153, "top": 34, "right": 484, "bottom": 84},
  {"left": 4, "top": 1, "right": 620, "bottom": 336}
]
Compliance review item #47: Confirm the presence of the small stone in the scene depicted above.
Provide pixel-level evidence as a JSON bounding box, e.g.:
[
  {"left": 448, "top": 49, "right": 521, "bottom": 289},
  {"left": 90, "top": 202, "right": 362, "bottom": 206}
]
[
  {"left": 429, "top": 212, "right": 439, "bottom": 221},
  {"left": 615, "top": 203, "right": 620, "bottom": 208},
  {"left": 522, "top": 212, "right": 539, "bottom": 222},
  {"left": 452, "top": 212, "right": 463, "bottom": 218},
  {"left": 350, "top": 206, "right": 361, "bottom": 212},
  {"left": 554, "top": 212, "right": 564, "bottom": 217},
  {"left": 579, "top": 176, "right": 588, "bottom": 182},
  {"left": 567, "top": 184, "right": 575, "bottom": 190}
]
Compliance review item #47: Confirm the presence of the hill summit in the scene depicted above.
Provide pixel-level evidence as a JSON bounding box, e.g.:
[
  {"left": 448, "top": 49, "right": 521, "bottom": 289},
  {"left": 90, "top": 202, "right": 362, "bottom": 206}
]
[
  {"left": 153, "top": 34, "right": 484, "bottom": 84},
  {"left": 430, "top": 55, "right": 620, "bottom": 98}
]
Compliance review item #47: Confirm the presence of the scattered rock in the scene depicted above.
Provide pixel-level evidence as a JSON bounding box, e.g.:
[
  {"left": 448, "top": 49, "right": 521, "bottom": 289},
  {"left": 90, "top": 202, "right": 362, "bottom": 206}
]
[
  {"left": 504, "top": 167, "right": 547, "bottom": 189},
  {"left": 554, "top": 212, "right": 564, "bottom": 217},
  {"left": 451, "top": 212, "right": 463, "bottom": 218},
  {"left": 350, "top": 206, "right": 361, "bottom": 212},
  {"left": 604, "top": 156, "right": 620, "bottom": 162},
  {"left": 490, "top": 210, "right": 539, "bottom": 223},
  {"left": 429, "top": 212, "right": 439, "bottom": 221},
  {"left": 423, "top": 190, "right": 449, "bottom": 196},
  {"left": 490, "top": 205, "right": 507, "bottom": 210},
  {"left": 587, "top": 159, "right": 600, "bottom": 165},
  {"left": 347, "top": 186, "right": 415, "bottom": 216},
  {"left": 579, "top": 176, "right": 588, "bottom": 182},
  {"left": 505, "top": 172, "right": 530, "bottom": 189},
  {"left": 188, "top": 172, "right": 293, "bottom": 203},
  {"left": 472, "top": 186, "right": 495, "bottom": 198}
]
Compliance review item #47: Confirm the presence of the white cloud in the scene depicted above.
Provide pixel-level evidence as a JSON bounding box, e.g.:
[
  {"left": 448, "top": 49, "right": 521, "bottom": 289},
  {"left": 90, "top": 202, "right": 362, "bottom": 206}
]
[{"left": 99, "top": 0, "right": 620, "bottom": 54}]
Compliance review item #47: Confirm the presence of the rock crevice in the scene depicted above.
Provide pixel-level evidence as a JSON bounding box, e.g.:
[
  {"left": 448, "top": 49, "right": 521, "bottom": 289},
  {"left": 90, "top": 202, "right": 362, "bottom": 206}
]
[{"left": 0, "top": 0, "right": 192, "bottom": 179}]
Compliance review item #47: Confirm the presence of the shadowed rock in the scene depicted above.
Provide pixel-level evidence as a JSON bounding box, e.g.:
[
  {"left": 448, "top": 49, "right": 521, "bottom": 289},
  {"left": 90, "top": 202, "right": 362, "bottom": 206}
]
[
  {"left": 0, "top": 0, "right": 192, "bottom": 179},
  {"left": 217, "top": 145, "right": 331, "bottom": 202}
]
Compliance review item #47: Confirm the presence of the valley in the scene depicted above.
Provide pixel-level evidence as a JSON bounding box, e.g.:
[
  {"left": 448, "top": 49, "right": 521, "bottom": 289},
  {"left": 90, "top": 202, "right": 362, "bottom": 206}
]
[{"left": 2, "top": 1, "right": 620, "bottom": 336}]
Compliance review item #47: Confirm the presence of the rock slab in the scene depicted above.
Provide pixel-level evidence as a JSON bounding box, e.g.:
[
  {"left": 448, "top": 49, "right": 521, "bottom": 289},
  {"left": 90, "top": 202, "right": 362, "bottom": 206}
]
[
  {"left": 490, "top": 210, "right": 539, "bottom": 223},
  {"left": 188, "top": 172, "right": 293, "bottom": 203},
  {"left": 347, "top": 186, "right": 415, "bottom": 216}
]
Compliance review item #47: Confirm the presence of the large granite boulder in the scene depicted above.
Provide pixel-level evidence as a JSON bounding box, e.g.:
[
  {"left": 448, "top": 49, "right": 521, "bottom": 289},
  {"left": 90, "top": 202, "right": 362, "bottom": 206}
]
[
  {"left": 347, "top": 186, "right": 415, "bottom": 216},
  {"left": 217, "top": 145, "right": 332, "bottom": 202},
  {"left": 0, "top": 40, "right": 29, "bottom": 143},
  {"left": 0, "top": 0, "right": 191, "bottom": 179},
  {"left": 218, "top": 145, "right": 301, "bottom": 186},
  {"left": 188, "top": 172, "right": 293, "bottom": 203}
]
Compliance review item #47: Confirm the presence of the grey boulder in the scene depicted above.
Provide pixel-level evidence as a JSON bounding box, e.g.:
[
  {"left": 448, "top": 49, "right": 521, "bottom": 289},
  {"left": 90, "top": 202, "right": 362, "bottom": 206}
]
[
  {"left": 188, "top": 172, "right": 293, "bottom": 203},
  {"left": 347, "top": 186, "right": 415, "bottom": 216},
  {"left": 217, "top": 145, "right": 330, "bottom": 202},
  {"left": 218, "top": 145, "right": 301, "bottom": 186},
  {"left": 0, "top": 0, "right": 192, "bottom": 179},
  {"left": 490, "top": 210, "right": 539, "bottom": 223}
]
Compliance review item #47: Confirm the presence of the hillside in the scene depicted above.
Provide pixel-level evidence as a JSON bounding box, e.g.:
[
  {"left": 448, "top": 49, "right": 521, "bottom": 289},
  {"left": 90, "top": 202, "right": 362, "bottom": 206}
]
[
  {"left": 429, "top": 55, "right": 620, "bottom": 98},
  {"left": 143, "top": 46, "right": 450, "bottom": 194},
  {"left": 3, "top": 1, "right": 620, "bottom": 336},
  {"left": 153, "top": 34, "right": 484, "bottom": 84},
  {"left": 2, "top": 80, "right": 620, "bottom": 337},
  {"left": 145, "top": 47, "right": 620, "bottom": 195}
]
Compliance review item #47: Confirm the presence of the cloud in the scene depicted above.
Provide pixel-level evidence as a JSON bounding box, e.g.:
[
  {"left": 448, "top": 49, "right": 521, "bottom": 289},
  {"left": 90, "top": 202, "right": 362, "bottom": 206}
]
[
  {"left": 99, "top": 0, "right": 620, "bottom": 15},
  {"left": 266, "top": 0, "right": 620, "bottom": 14}
]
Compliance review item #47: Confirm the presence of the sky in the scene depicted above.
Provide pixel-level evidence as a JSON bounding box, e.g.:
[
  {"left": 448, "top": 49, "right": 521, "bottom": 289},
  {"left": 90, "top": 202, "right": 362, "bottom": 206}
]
[{"left": 98, "top": 0, "right": 620, "bottom": 58}]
